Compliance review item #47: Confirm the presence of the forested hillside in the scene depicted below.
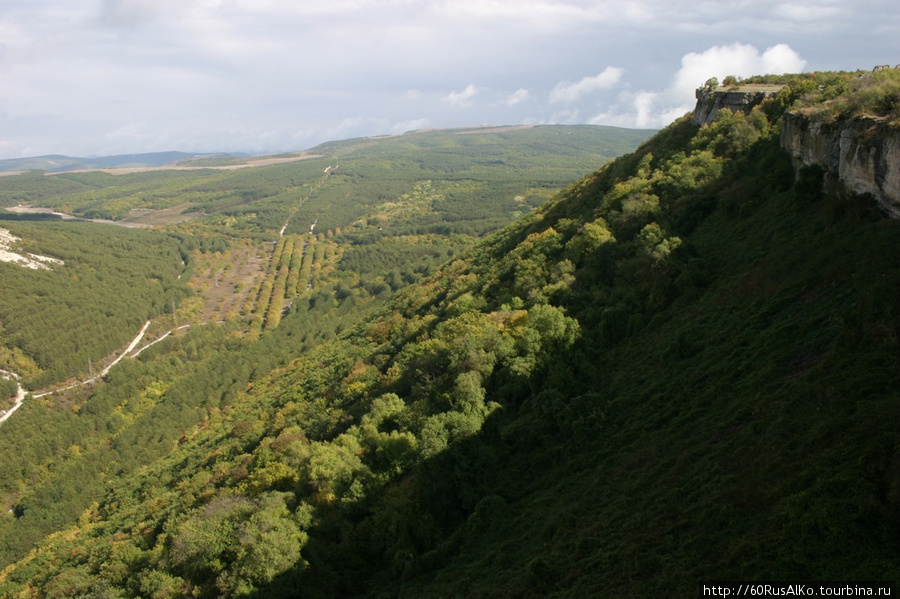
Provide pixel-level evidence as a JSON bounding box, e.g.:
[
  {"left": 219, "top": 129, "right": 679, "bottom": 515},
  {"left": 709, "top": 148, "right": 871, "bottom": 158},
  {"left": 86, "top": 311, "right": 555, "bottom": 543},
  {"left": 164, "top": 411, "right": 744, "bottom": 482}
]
[
  {"left": 1, "top": 75, "right": 899, "bottom": 597},
  {"left": 0, "top": 125, "right": 654, "bottom": 591},
  {"left": 0, "top": 221, "right": 191, "bottom": 388},
  {"left": 0, "top": 125, "right": 650, "bottom": 385},
  {"left": 0, "top": 152, "right": 206, "bottom": 174}
]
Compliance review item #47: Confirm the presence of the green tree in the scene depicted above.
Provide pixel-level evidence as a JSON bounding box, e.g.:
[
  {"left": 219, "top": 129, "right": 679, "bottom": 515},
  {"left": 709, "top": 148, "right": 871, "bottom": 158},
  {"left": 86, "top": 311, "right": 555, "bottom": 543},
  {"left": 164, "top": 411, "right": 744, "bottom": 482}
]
[
  {"left": 702, "top": 77, "right": 719, "bottom": 93},
  {"left": 169, "top": 493, "right": 306, "bottom": 597}
]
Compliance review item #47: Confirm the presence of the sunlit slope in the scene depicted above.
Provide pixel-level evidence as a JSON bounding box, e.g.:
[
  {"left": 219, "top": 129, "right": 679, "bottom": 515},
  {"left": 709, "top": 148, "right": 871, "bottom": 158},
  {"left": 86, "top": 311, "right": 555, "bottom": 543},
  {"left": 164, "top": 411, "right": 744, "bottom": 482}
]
[
  {"left": 0, "top": 221, "right": 190, "bottom": 389},
  {"left": 0, "top": 152, "right": 203, "bottom": 174},
  {"left": 0, "top": 125, "right": 655, "bottom": 237},
  {"left": 0, "top": 124, "right": 652, "bottom": 390},
  {"left": 0, "top": 123, "right": 654, "bottom": 585}
]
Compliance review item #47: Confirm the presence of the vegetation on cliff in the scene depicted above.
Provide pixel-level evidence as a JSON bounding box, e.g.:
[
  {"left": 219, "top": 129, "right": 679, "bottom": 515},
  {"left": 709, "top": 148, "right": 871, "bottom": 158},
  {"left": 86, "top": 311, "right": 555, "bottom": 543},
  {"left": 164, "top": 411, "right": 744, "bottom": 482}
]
[{"left": 732, "top": 68, "right": 900, "bottom": 124}]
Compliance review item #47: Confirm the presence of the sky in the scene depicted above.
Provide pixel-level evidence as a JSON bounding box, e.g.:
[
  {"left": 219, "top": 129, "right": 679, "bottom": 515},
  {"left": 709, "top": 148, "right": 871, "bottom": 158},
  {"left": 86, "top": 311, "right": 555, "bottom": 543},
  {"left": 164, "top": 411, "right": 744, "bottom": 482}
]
[{"left": 0, "top": 0, "right": 897, "bottom": 159}]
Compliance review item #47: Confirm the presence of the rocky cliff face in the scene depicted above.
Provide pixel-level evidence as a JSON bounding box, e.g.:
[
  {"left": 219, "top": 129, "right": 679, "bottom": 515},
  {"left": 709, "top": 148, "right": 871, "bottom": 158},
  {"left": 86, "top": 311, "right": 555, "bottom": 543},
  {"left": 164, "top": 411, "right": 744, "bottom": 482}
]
[
  {"left": 693, "top": 85, "right": 784, "bottom": 126},
  {"left": 693, "top": 82, "right": 900, "bottom": 217},
  {"left": 781, "top": 113, "right": 900, "bottom": 217}
]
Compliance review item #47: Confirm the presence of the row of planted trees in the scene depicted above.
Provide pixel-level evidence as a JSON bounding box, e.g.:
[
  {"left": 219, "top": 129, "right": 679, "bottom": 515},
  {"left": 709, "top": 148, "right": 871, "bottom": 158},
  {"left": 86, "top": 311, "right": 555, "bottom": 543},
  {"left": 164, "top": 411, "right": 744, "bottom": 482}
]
[{"left": 249, "top": 233, "right": 341, "bottom": 334}]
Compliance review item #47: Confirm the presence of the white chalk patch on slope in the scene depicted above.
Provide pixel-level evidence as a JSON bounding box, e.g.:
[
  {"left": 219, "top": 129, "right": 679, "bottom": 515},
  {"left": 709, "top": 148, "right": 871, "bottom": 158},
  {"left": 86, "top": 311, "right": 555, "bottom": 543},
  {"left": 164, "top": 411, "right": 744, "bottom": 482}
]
[{"left": 0, "top": 227, "right": 64, "bottom": 270}]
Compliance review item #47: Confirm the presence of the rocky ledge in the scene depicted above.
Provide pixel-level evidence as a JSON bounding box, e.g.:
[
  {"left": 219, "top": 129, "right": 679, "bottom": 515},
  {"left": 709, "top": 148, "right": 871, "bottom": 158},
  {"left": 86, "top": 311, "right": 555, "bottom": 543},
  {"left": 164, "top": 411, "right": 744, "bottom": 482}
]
[
  {"left": 781, "top": 113, "right": 900, "bottom": 217},
  {"left": 693, "top": 84, "right": 785, "bottom": 126}
]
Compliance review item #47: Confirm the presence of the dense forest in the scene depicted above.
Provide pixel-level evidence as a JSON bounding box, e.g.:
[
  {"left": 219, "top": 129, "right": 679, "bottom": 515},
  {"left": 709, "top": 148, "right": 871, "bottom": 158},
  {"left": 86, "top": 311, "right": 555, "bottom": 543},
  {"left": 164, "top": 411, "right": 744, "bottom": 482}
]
[
  {"left": 0, "top": 221, "right": 192, "bottom": 388},
  {"left": 0, "top": 73, "right": 899, "bottom": 597},
  {"left": 0, "top": 152, "right": 208, "bottom": 175},
  {"left": 0, "top": 124, "right": 653, "bottom": 591},
  {"left": 0, "top": 125, "right": 651, "bottom": 387}
]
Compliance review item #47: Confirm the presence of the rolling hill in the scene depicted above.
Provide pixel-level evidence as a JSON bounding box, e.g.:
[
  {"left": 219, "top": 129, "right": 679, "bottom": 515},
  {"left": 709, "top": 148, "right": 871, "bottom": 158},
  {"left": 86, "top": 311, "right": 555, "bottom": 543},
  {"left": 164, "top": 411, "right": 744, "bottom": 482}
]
[{"left": 0, "top": 152, "right": 214, "bottom": 174}]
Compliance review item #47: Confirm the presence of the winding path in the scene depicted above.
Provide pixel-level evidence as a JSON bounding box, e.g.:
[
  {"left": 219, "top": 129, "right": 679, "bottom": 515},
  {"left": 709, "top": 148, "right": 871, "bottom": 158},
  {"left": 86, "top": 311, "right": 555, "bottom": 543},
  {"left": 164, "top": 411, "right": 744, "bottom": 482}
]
[
  {"left": 0, "top": 320, "right": 153, "bottom": 426},
  {"left": 0, "top": 371, "right": 26, "bottom": 425}
]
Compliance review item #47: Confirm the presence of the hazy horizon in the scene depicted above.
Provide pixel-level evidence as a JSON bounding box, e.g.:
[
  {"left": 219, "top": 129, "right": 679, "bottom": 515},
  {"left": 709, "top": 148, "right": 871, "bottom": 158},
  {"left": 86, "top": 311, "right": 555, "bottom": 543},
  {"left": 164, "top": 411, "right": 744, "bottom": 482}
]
[
  {"left": 1, "top": 0, "right": 897, "bottom": 160},
  {"left": 0, "top": 124, "right": 656, "bottom": 162}
]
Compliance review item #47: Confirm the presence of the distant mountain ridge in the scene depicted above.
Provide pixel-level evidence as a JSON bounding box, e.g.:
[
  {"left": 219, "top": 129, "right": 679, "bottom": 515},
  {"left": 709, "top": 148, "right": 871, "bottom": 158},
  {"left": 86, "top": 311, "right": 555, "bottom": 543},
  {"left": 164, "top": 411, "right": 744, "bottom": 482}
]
[
  {"left": 0, "top": 151, "right": 227, "bottom": 173},
  {"left": 0, "top": 125, "right": 651, "bottom": 174}
]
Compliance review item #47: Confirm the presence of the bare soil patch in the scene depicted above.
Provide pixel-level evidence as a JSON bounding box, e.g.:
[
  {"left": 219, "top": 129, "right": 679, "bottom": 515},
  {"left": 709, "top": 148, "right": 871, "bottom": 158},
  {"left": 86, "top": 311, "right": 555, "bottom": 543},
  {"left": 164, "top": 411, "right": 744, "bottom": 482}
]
[
  {"left": 56, "top": 152, "right": 324, "bottom": 176},
  {"left": 189, "top": 244, "right": 270, "bottom": 323},
  {"left": 453, "top": 124, "right": 536, "bottom": 134},
  {"left": 0, "top": 226, "right": 64, "bottom": 269},
  {"left": 121, "top": 204, "right": 206, "bottom": 227}
]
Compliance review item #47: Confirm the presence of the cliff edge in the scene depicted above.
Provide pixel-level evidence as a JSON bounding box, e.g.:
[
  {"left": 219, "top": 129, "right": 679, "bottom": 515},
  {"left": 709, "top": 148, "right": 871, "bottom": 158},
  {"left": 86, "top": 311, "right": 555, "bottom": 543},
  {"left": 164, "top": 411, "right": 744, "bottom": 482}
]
[
  {"left": 780, "top": 112, "right": 900, "bottom": 217},
  {"left": 693, "top": 84, "right": 784, "bottom": 126},
  {"left": 693, "top": 77, "right": 900, "bottom": 218}
]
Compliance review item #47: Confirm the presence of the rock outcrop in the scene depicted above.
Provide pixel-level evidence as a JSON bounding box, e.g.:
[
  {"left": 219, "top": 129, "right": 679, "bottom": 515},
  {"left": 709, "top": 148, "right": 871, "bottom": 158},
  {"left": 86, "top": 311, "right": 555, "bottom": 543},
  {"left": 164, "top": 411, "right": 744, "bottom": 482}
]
[
  {"left": 780, "top": 112, "right": 900, "bottom": 217},
  {"left": 693, "top": 85, "right": 784, "bottom": 126},
  {"left": 692, "top": 80, "right": 900, "bottom": 218}
]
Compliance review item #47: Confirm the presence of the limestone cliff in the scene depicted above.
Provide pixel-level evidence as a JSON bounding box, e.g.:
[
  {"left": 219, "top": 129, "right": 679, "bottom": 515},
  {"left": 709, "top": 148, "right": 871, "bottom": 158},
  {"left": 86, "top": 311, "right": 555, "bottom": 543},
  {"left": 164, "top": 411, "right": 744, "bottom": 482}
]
[
  {"left": 693, "top": 85, "right": 784, "bottom": 126},
  {"left": 780, "top": 113, "right": 900, "bottom": 217}
]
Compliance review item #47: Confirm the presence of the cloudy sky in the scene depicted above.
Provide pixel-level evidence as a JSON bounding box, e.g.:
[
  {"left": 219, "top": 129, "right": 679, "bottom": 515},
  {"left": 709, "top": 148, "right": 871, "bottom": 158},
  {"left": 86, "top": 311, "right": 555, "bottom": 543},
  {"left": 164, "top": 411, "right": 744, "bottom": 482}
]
[{"left": 1, "top": 0, "right": 897, "bottom": 159}]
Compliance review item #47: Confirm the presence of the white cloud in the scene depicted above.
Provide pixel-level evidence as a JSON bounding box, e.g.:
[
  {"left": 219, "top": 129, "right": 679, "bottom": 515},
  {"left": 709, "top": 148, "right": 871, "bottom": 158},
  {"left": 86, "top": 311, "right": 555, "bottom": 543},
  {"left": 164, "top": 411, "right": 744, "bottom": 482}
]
[
  {"left": 588, "top": 42, "right": 807, "bottom": 129},
  {"left": 324, "top": 117, "right": 371, "bottom": 140},
  {"left": 759, "top": 43, "right": 809, "bottom": 74},
  {"left": 389, "top": 118, "right": 430, "bottom": 134},
  {"left": 550, "top": 67, "right": 624, "bottom": 103},
  {"left": 0, "top": 0, "right": 894, "bottom": 159},
  {"left": 505, "top": 88, "right": 530, "bottom": 106},
  {"left": 632, "top": 91, "right": 657, "bottom": 129},
  {"left": 323, "top": 116, "right": 430, "bottom": 143},
  {"left": 549, "top": 108, "right": 579, "bottom": 124},
  {"left": 443, "top": 84, "right": 478, "bottom": 107},
  {"left": 672, "top": 43, "right": 807, "bottom": 99},
  {"left": 645, "top": 42, "right": 804, "bottom": 127},
  {"left": 771, "top": 3, "right": 843, "bottom": 22}
]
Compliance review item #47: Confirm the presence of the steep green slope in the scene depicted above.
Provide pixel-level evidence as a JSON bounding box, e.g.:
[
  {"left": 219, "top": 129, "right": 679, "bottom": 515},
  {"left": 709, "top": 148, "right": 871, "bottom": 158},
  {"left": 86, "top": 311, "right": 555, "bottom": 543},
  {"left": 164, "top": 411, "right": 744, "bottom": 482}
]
[
  {"left": 391, "top": 131, "right": 900, "bottom": 597},
  {"left": 1, "top": 79, "right": 899, "bottom": 597},
  {"left": 0, "top": 124, "right": 654, "bottom": 584}
]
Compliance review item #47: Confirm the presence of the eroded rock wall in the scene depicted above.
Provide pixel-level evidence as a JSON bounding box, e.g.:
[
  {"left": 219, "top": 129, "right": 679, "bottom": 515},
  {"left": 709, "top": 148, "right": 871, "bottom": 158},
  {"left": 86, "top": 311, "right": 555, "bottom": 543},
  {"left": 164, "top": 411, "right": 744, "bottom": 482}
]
[
  {"left": 781, "top": 113, "right": 900, "bottom": 217},
  {"left": 693, "top": 86, "right": 783, "bottom": 126}
]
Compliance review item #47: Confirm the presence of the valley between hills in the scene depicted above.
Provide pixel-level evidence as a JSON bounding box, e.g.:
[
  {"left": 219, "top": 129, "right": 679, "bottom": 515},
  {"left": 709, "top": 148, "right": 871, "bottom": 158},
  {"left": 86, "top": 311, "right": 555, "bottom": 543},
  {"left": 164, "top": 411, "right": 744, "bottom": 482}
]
[{"left": 0, "top": 71, "right": 897, "bottom": 597}]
